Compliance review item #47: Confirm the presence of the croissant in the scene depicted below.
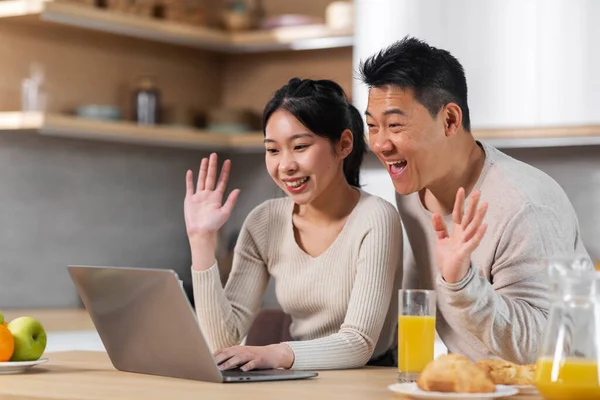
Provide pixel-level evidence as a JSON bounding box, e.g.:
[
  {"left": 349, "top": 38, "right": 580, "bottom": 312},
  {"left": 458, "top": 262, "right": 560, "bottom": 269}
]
[
  {"left": 475, "top": 359, "right": 536, "bottom": 385},
  {"left": 416, "top": 354, "right": 496, "bottom": 393}
]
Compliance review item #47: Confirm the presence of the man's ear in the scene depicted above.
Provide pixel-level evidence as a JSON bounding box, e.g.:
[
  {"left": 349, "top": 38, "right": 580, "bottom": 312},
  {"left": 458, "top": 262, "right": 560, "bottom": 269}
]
[
  {"left": 338, "top": 129, "right": 354, "bottom": 158},
  {"left": 442, "top": 103, "right": 463, "bottom": 137}
]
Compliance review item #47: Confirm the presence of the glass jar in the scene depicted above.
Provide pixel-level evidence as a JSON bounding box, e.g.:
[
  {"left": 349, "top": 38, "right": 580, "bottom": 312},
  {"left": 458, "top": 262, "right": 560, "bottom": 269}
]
[
  {"left": 133, "top": 76, "right": 161, "bottom": 125},
  {"left": 534, "top": 257, "right": 600, "bottom": 400}
]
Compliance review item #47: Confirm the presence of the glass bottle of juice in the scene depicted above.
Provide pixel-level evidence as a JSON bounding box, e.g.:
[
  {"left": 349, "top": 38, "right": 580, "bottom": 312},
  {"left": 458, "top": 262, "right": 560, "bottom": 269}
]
[{"left": 534, "top": 257, "right": 600, "bottom": 400}]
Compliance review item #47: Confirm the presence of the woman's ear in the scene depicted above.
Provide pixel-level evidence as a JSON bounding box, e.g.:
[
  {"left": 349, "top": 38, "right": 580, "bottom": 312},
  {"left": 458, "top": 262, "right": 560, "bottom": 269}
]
[{"left": 338, "top": 129, "right": 354, "bottom": 158}]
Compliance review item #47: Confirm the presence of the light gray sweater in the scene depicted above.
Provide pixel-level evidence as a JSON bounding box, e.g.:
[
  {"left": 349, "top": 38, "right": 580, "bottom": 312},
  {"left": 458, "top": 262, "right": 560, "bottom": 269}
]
[
  {"left": 192, "top": 190, "right": 403, "bottom": 370},
  {"left": 397, "top": 141, "right": 591, "bottom": 364}
]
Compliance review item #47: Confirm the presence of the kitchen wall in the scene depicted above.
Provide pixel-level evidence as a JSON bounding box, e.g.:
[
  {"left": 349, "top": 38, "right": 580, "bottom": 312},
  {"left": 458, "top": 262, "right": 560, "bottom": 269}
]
[
  {"left": 502, "top": 146, "right": 599, "bottom": 261},
  {"left": 4, "top": 136, "right": 592, "bottom": 309},
  {"left": 221, "top": 47, "right": 353, "bottom": 114},
  {"left": 0, "top": 16, "right": 225, "bottom": 308},
  {"left": 1, "top": 0, "right": 598, "bottom": 311},
  {"left": 352, "top": 0, "right": 600, "bottom": 129},
  {"left": 0, "top": 19, "right": 222, "bottom": 118},
  {"left": 0, "top": 0, "right": 349, "bottom": 309},
  {"left": 0, "top": 130, "right": 216, "bottom": 308}
]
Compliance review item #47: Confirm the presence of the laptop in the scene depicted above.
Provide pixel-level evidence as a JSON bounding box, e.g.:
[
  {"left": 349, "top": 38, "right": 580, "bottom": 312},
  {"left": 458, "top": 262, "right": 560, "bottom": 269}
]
[{"left": 67, "top": 265, "right": 318, "bottom": 383}]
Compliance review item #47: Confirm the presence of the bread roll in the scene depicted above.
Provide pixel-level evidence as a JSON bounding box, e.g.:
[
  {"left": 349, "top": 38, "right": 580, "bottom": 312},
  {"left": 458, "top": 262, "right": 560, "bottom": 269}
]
[
  {"left": 475, "top": 358, "right": 535, "bottom": 385},
  {"left": 416, "top": 354, "right": 496, "bottom": 393}
]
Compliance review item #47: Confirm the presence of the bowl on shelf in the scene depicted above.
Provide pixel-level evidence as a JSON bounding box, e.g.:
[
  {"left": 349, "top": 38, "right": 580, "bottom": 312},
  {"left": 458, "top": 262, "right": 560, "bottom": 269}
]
[
  {"left": 258, "top": 14, "right": 323, "bottom": 29},
  {"left": 205, "top": 107, "right": 259, "bottom": 134},
  {"left": 75, "top": 105, "right": 122, "bottom": 121},
  {"left": 206, "top": 123, "right": 252, "bottom": 135}
]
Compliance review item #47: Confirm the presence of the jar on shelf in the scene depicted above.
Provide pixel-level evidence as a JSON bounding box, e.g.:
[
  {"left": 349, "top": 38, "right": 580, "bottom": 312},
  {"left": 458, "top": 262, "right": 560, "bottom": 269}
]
[{"left": 132, "top": 76, "right": 161, "bottom": 125}]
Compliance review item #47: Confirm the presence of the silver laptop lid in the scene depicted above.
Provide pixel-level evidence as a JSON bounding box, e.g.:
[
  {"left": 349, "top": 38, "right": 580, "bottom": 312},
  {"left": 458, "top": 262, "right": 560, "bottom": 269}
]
[{"left": 67, "top": 265, "right": 224, "bottom": 382}]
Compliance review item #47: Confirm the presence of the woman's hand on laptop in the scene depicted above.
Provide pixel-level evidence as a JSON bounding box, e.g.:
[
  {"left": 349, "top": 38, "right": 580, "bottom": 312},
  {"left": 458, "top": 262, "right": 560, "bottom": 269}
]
[
  {"left": 185, "top": 153, "right": 241, "bottom": 271},
  {"left": 214, "top": 344, "right": 295, "bottom": 371}
]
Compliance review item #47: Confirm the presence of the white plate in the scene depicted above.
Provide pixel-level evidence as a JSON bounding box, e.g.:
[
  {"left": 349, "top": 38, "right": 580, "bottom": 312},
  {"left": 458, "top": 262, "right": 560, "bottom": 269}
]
[
  {"left": 511, "top": 385, "right": 539, "bottom": 395},
  {"left": 0, "top": 358, "right": 49, "bottom": 374},
  {"left": 388, "top": 382, "right": 519, "bottom": 399}
]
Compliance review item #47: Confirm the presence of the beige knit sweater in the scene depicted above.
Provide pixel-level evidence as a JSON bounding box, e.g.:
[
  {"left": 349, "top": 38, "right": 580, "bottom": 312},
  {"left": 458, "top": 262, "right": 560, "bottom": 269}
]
[
  {"left": 398, "top": 141, "right": 591, "bottom": 364},
  {"left": 192, "top": 190, "right": 403, "bottom": 370}
]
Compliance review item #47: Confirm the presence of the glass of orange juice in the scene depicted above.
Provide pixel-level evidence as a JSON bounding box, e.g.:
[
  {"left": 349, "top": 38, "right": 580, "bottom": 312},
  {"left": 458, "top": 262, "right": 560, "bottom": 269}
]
[{"left": 397, "top": 289, "right": 436, "bottom": 382}]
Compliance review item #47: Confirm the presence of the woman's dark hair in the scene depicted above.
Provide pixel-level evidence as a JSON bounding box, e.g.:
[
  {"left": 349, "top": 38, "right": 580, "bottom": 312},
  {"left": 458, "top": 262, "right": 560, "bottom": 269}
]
[{"left": 262, "top": 78, "right": 366, "bottom": 187}]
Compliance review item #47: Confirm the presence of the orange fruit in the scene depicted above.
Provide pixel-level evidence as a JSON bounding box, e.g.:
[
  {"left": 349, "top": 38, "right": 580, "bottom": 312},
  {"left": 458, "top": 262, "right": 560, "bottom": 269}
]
[{"left": 0, "top": 324, "right": 15, "bottom": 362}]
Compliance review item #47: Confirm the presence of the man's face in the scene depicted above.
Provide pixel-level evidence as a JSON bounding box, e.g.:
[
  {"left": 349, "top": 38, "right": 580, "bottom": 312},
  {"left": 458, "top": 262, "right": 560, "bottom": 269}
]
[{"left": 366, "top": 86, "right": 446, "bottom": 195}]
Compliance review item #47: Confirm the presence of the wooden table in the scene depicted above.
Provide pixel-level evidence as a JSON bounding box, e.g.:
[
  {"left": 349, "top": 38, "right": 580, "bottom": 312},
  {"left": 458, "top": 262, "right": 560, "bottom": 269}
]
[
  {"left": 2, "top": 309, "right": 94, "bottom": 331},
  {"left": 0, "top": 351, "right": 542, "bottom": 400}
]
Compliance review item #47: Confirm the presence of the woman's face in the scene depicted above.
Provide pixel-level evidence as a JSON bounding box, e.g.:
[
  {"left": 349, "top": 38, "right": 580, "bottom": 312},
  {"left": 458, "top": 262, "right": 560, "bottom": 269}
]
[{"left": 264, "top": 109, "right": 345, "bottom": 205}]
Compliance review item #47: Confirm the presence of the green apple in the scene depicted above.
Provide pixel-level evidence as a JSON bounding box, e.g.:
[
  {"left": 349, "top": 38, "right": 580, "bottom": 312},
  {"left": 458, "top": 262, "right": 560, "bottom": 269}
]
[
  {"left": 7, "top": 317, "right": 47, "bottom": 361},
  {"left": 0, "top": 311, "right": 4, "bottom": 325}
]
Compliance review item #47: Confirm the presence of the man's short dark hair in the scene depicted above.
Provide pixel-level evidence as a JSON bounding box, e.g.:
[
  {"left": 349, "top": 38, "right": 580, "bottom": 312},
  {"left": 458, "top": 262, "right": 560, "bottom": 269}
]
[{"left": 359, "top": 36, "right": 471, "bottom": 132}]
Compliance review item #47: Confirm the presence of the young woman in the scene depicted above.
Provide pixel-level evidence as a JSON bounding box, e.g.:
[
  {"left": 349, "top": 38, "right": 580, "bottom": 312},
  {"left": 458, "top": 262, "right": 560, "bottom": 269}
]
[{"left": 184, "top": 78, "right": 402, "bottom": 371}]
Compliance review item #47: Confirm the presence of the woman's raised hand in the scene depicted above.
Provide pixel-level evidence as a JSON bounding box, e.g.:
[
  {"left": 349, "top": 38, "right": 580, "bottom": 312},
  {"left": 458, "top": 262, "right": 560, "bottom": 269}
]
[{"left": 184, "top": 153, "right": 240, "bottom": 238}]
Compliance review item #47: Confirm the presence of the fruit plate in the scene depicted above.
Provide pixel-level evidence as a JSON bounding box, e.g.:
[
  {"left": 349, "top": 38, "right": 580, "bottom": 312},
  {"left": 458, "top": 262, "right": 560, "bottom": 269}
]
[
  {"left": 387, "top": 383, "right": 519, "bottom": 399},
  {"left": 511, "top": 385, "right": 539, "bottom": 395},
  {"left": 0, "top": 358, "right": 49, "bottom": 374}
]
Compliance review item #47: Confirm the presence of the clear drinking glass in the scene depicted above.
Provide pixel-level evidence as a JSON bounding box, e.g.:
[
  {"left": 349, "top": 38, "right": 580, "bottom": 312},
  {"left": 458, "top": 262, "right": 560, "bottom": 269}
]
[
  {"left": 397, "top": 289, "right": 436, "bottom": 382},
  {"left": 534, "top": 257, "right": 600, "bottom": 400},
  {"left": 21, "top": 62, "right": 47, "bottom": 113}
]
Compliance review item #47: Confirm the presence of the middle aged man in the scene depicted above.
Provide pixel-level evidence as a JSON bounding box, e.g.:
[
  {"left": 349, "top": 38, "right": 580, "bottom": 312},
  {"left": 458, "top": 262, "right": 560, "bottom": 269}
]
[{"left": 359, "top": 36, "right": 591, "bottom": 364}]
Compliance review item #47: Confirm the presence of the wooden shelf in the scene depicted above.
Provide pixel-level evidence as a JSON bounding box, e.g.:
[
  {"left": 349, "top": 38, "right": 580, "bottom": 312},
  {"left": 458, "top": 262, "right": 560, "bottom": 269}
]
[
  {"left": 2, "top": 113, "right": 598, "bottom": 152},
  {"left": 0, "top": 112, "right": 265, "bottom": 152},
  {"left": 474, "top": 125, "right": 600, "bottom": 149},
  {"left": 0, "top": 0, "right": 354, "bottom": 53}
]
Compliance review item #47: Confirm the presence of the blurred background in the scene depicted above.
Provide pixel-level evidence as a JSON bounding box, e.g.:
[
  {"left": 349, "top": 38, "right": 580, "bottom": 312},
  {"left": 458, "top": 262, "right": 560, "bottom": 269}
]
[{"left": 0, "top": 0, "right": 598, "bottom": 309}]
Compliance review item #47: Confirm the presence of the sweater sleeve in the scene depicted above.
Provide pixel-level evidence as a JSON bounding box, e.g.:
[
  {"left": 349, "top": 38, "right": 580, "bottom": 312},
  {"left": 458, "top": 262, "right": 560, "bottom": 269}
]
[
  {"left": 435, "top": 203, "right": 589, "bottom": 364},
  {"left": 285, "top": 202, "right": 403, "bottom": 370},
  {"left": 192, "top": 203, "right": 271, "bottom": 352}
]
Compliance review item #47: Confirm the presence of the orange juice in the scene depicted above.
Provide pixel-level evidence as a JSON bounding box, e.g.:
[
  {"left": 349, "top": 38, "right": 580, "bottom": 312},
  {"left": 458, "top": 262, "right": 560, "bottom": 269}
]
[
  {"left": 398, "top": 315, "right": 435, "bottom": 372},
  {"left": 534, "top": 357, "right": 600, "bottom": 400}
]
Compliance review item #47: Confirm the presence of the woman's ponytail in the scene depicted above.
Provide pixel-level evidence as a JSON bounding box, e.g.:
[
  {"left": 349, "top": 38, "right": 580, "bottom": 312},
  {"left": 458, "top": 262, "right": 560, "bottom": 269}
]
[{"left": 343, "top": 104, "right": 367, "bottom": 187}]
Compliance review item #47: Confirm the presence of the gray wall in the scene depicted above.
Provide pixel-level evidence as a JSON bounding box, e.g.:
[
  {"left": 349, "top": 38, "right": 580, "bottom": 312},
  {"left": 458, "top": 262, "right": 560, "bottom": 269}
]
[
  {"left": 1, "top": 132, "right": 598, "bottom": 309},
  {"left": 0, "top": 131, "right": 214, "bottom": 308},
  {"left": 503, "top": 145, "right": 599, "bottom": 261}
]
